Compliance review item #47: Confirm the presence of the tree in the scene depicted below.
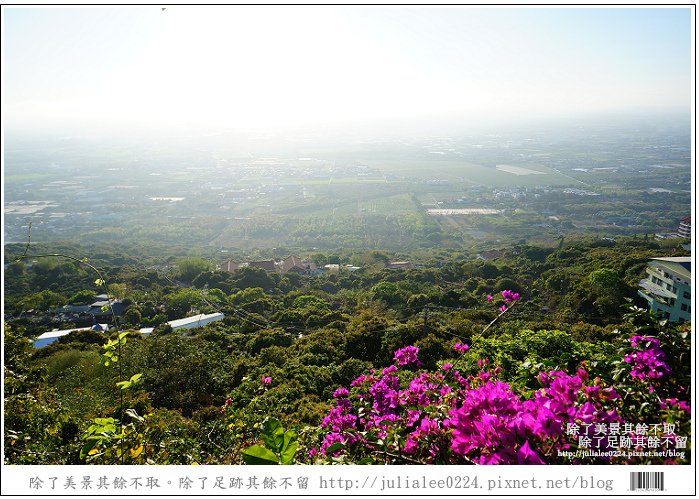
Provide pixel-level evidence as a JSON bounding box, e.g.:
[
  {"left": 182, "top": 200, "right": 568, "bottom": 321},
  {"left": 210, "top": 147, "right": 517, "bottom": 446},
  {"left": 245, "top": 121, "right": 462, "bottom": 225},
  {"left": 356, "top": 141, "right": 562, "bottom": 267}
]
[
  {"left": 141, "top": 336, "right": 230, "bottom": 416},
  {"left": 108, "top": 283, "right": 128, "bottom": 300},
  {"left": 588, "top": 268, "right": 622, "bottom": 289},
  {"left": 176, "top": 257, "right": 214, "bottom": 283},
  {"left": 229, "top": 287, "right": 267, "bottom": 306},
  {"left": 231, "top": 267, "right": 275, "bottom": 291},
  {"left": 246, "top": 328, "right": 293, "bottom": 355},
  {"left": 123, "top": 306, "right": 143, "bottom": 326},
  {"left": 19, "top": 289, "right": 67, "bottom": 311},
  {"left": 68, "top": 289, "right": 97, "bottom": 305},
  {"left": 164, "top": 288, "right": 206, "bottom": 318},
  {"left": 585, "top": 268, "right": 632, "bottom": 319},
  {"left": 311, "top": 253, "right": 328, "bottom": 267},
  {"left": 4, "top": 323, "right": 80, "bottom": 463}
]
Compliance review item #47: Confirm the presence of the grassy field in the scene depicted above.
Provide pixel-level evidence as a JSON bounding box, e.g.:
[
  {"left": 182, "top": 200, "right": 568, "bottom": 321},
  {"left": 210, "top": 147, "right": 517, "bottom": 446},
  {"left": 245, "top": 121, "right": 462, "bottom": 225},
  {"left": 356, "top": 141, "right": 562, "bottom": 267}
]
[
  {"left": 363, "top": 159, "right": 577, "bottom": 187},
  {"left": 5, "top": 172, "right": 60, "bottom": 183}
]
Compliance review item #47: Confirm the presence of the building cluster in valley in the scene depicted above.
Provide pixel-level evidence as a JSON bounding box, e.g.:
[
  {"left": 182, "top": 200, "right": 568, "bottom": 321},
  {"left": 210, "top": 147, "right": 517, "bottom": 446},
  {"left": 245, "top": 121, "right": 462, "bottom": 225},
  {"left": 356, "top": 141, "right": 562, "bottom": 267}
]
[
  {"left": 28, "top": 248, "right": 692, "bottom": 349},
  {"left": 219, "top": 255, "right": 319, "bottom": 275},
  {"left": 218, "top": 256, "right": 421, "bottom": 275}
]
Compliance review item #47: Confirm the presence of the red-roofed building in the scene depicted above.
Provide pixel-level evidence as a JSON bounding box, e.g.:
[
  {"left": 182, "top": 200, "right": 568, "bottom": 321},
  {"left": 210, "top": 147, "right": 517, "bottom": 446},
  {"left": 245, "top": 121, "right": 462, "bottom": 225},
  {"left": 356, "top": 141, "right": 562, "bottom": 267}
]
[
  {"left": 219, "top": 261, "right": 244, "bottom": 272},
  {"left": 248, "top": 260, "right": 277, "bottom": 272}
]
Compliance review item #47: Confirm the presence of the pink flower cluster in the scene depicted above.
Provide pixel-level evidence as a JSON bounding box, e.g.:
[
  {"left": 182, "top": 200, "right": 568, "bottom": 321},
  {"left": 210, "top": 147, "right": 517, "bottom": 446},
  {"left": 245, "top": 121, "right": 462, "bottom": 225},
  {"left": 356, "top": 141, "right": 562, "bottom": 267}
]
[
  {"left": 495, "top": 290, "right": 520, "bottom": 313},
  {"left": 501, "top": 290, "right": 520, "bottom": 303},
  {"left": 659, "top": 398, "right": 691, "bottom": 414},
  {"left": 394, "top": 345, "right": 420, "bottom": 366},
  {"left": 453, "top": 343, "right": 470, "bottom": 353},
  {"left": 623, "top": 336, "right": 671, "bottom": 381},
  {"left": 320, "top": 385, "right": 359, "bottom": 455},
  {"left": 311, "top": 295, "right": 688, "bottom": 465},
  {"left": 318, "top": 345, "right": 623, "bottom": 464},
  {"left": 447, "top": 369, "right": 621, "bottom": 464}
]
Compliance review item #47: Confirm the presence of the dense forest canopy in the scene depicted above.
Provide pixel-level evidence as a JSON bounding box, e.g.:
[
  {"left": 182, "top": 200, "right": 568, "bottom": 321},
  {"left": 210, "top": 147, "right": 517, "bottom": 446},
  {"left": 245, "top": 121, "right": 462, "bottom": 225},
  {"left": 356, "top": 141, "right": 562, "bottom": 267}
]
[{"left": 3, "top": 235, "right": 691, "bottom": 465}]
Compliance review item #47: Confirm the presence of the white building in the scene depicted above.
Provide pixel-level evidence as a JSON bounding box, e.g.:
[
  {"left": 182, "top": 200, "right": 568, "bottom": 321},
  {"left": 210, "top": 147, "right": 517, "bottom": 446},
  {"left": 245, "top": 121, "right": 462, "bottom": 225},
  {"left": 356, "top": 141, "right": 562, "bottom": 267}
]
[
  {"left": 139, "top": 312, "right": 224, "bottom": 335},
  {"left": 638, "top": 257, "right": 691, "bottom": 322},
  {"left": 33, "top": 313, "right": 225, "bottom": 347},
  {"left": 33, "top": 323, "right": 109, "bottom": 348}
]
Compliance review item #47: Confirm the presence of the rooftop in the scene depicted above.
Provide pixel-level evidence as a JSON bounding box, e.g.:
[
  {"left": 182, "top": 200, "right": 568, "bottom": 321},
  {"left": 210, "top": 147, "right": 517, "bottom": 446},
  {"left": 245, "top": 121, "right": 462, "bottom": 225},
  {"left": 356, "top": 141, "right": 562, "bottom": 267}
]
[{"left": 650, "top": 257, "right": 691, "bottom": 279}]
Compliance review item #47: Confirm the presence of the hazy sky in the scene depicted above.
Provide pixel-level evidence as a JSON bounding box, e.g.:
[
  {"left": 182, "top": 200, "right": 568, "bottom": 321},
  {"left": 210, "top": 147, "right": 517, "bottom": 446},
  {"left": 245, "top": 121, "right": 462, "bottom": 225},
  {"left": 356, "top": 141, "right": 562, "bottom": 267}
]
[{"left": 2, "top": 6, "right": 693, "bottom": 134}]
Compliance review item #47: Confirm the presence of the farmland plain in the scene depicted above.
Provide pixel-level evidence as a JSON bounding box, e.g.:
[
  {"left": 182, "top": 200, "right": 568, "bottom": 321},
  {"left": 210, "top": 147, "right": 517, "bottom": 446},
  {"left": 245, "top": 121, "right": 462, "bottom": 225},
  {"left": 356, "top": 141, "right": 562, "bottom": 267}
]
[{"left": 4, "top": 117, "right": 691, "bottom": 255}]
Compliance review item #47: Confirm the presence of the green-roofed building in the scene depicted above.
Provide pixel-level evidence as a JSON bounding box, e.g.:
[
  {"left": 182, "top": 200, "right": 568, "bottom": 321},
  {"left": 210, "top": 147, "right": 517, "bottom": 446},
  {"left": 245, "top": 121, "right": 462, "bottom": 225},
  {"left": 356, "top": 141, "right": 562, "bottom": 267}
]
[{"left": 638, "top": 257, "right": 691, "bottom": 322}]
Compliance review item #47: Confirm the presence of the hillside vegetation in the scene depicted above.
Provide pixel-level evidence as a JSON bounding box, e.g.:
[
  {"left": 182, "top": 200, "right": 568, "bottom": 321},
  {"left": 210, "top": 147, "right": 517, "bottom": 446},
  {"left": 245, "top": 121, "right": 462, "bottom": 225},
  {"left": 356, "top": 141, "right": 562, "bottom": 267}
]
[{"left": 3, "top": 236, "right": 691, "bottom": 464}]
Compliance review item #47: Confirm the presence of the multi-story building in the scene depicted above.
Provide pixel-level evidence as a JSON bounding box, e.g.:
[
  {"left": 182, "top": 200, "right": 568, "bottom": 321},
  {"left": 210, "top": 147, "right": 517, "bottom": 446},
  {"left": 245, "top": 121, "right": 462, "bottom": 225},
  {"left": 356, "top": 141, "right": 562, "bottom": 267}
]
[
  {"left": 638, "top": 257, "right": 691, "bottom": 322},
  {"left": 678, "top": 216, "right": 691, "bottom": 239}
]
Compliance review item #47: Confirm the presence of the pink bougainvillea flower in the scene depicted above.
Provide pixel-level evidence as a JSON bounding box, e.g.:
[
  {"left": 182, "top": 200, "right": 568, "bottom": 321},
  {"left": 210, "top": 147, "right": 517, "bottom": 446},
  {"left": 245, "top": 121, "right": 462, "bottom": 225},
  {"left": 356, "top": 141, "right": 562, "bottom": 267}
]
[
  {"left": 624, "top": 336, "right": 671, "bottom": 381},
  {"left": 394, "top": 346, "right": 420, "bottom": 366},
  {"left": 453, "top": 343, "right": 470, "bottom": 353},
  {"left": 333, "top": 387, "right": 350, "bottom": 398},
  {"left": 517, "top": 440, "right": 545, "bottom": 465}
]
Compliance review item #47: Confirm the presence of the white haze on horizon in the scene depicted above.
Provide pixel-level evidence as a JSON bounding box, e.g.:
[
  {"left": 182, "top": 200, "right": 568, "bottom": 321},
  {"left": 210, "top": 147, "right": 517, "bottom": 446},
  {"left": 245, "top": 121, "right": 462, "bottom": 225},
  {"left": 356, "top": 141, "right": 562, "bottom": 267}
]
[{"left": 2, "top": 6, "right": 693, "bottom": 138}]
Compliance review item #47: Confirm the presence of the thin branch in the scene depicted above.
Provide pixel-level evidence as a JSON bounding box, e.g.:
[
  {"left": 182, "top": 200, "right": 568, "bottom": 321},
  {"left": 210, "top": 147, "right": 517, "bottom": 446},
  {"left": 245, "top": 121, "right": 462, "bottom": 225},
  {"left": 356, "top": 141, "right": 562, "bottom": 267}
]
[
  {"left": 445, "top": 300, "right": 519, "bottom": 377},
  {"left": 14, "top": 221, "right": 126, "bottom": 463}
]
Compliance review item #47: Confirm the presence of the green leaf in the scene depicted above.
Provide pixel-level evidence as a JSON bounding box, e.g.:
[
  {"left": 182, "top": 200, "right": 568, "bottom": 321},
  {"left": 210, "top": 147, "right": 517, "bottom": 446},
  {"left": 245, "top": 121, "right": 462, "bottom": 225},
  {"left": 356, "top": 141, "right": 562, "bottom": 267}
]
[
  {"left": 280, "top": 430, "right": 298, "bottom": 464},
  {"left": 95, "top": 278, "right": 105, "bottom": 286},
  {"left": 242, "top": 445, "right": 279, "bottom": 465},
  {"left": 80, "top": 440, "right": 99, "bottom": 460},
  {"left": 261, "top": 418, "right": 285, "bottom": 454}
]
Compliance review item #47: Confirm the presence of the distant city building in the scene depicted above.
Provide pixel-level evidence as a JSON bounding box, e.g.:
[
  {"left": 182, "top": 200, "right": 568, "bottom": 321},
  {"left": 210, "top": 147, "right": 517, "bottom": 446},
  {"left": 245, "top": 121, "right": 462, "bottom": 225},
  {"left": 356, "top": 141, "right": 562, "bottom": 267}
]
[
  {"left": 248, "top": 260, "right": 277, "bottom": 272},
  {"left": 477, "top": 250, "right": 506, "bottom": 261},
  {"left": 638, "top": 257, "right": 691, "bottom": 322},
  {"left": 220, "top": 256, "right": 317, "bottom": 274},
  {"left": 387, "top": 261, "right": 413, "bottom": 269},
  {"left": 219, "top": 261, "right": 245, "bottom": 272},
  {"left": 282, "top": 256, "right": 317, "bottom": 275},
  {"left": 323, "top": 264, "right": 361, "bottom": 273},
  {"left": 280, "top": 255, "right": 305, "bottom": 273},
  {"left": 678, "top": 216, "right": 691, "bottom": 239},
  {"left": 51, "top": 294, "right": 125, "bottom": 318}
]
